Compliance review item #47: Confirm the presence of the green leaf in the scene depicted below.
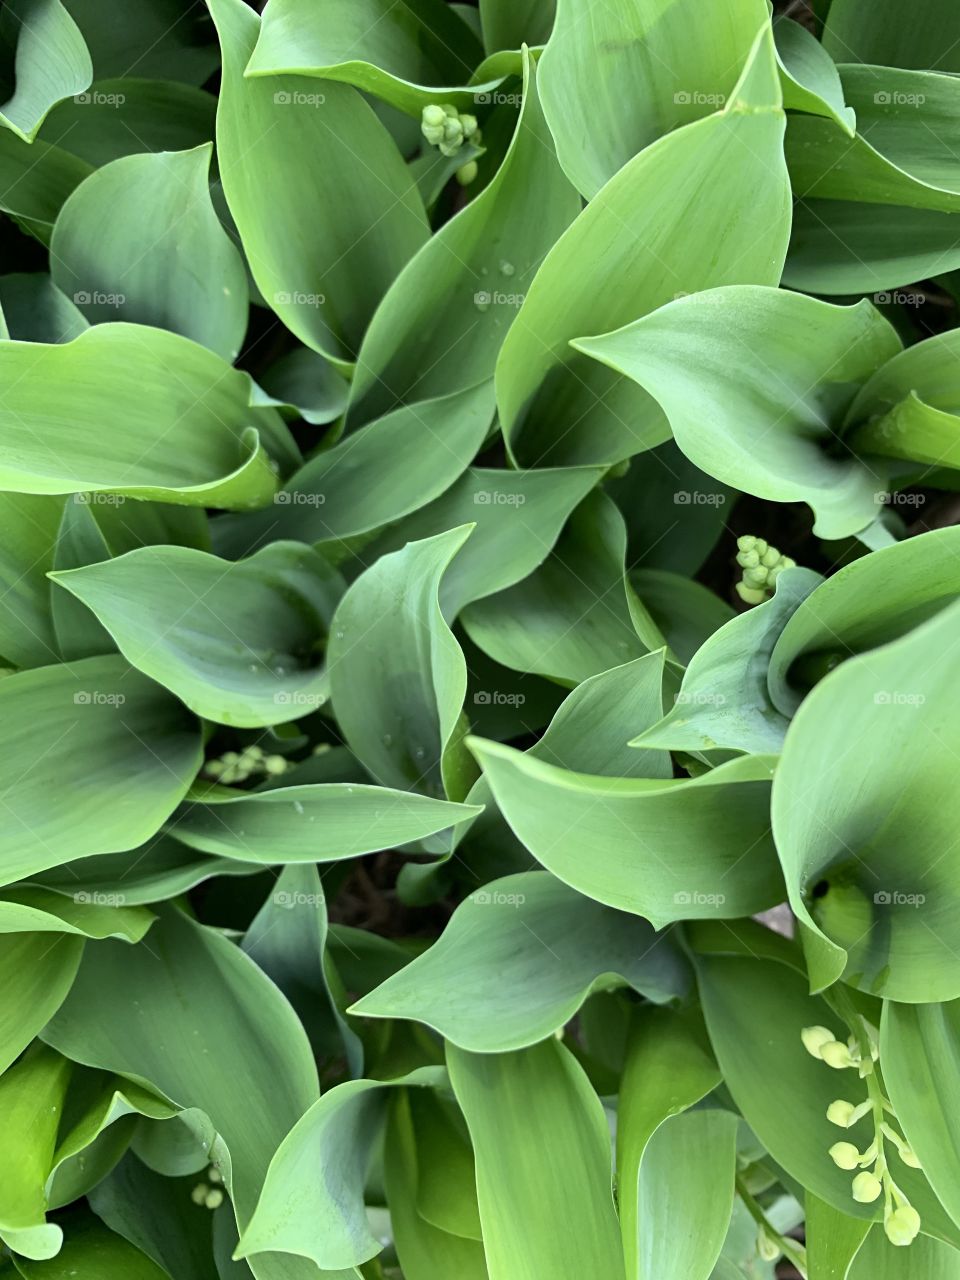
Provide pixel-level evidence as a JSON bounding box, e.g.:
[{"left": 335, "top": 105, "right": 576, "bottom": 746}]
[
  {"left": 0, "top": 886, "right": 152, "bottom": 942},
  {"left": 39, "top": 77, "right": 216, "bottom": 166},
  {"left": 328, "top": 527, "right": 472, "bottom": 798},
  {"left": 0, "top": 128, "right": 90, "bottom": 239},
  {"left": 347, "top": 48, "right": 578, "bottom": 425},
  {"left": 479, "top": 0, "right": 554, "bottom": 53},
  {"left": 61, "top": 0, "right": 218, "bottom": 84},
  {"left": 804, "top": 1194, "right": 870, "bottom": 1280},
  {"left": 573, "top": 287, "right": 902, "bottom": 539},
  {"left": 617, "top": 1006, "right": 723, "bottom": 1279},
  {"left": 0, "top": 0, "right": 92, "bottom": 142},
  {"left": 0, "top": 273, "right": 86, "bottom": 342},
  {"left": 247, "top": 0, "right": 488, "bottom": 116},
  {"left": 209, "top": 0, "right": 429, "bottom": 365},
  {"left": 774, "top": 16, "right": 855, "bottom": 134},
  {"left": 350, "top": 870, "right": 689, "bottom": 1051},
  {"left": 0, "top": 324, "right": 296, "bottom": 508},
  {"left": 823, "top": 0, "right": 960, "bottom": 72},
  {"left": 0, "top": 934, "right": 82, "bottom": 1076},
  {"left": 497, "top": 24, "right": 791, "bottom": 468},
  {"left": 0, "top": 654, "right": 201, "bottom": 885},
  {"left": 462, "top": 491, "right": 662, "bottom": 684},
  {"left": 847, "top": 1225, "right": 960, "bottom": 1278},
  {"left": 882, "top": 1000, "right": 960, "bottom": 1231},
  {"left": 786, "top": 67, "right": 960, "bottom": 212},
  {"left": 447, "top": 1038, "right": 626, "bottom": 1280},
  {"left": 12, "top": 1211, "right": 171, "bottom": 1279},
  {"left": 470, "top": 738, "right": 783, "bottom": 927},
  {"left": 634, "top": 568, "right": 823, "bottom": 756},
  {"left": 538, "top": 0, "right": 769, "bottom": 197},
  {"left": 257, "top": 347, "right": 349, "bottom": 428},
  {"left": 630, "top": 569, "right": 735, "bottom": 668},
  {"left": 242, "top": 864, "right": 362, "bottom": 1073},
  {"left": 51, "top": 542, "right": 342, "bottom": 728},
  {"left": 772, "top": 599, "right": 960, "bottom": 1001},
  {"left": 172, "top": 784, "right": 480, "bottom": 863},
  {"left": 785, "top": 200, "right": 960, "bottom": 295},
  {"left": 357, "top": 465, "right": 603, "bottom": 618},
  {"left": 236, "top": 1068, "right": 445, "bottom": 1271},
  {"left": 42, "top": 907, "right": 320, "bottom": 1233},
  {"left": 0, "top": 492, "right": 64, "bottom": 667},
  {"left": 50, "top": 145, "right": 247, "bottom": 360}
]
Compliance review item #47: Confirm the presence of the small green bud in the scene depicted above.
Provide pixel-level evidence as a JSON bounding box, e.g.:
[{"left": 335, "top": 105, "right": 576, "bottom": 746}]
[
  {"left": 757, "top": 1227, "right": 780, "bottom": 1262},
  {"left": 829, "top": 1141, "right": 861, "bottom": 1170},
  {"left": 884, "top": 1204, "right": 921, "bottom": 1247},
  {"left": 827, "top": 1099, "right": 857, "bottom": 1127},
  {"left": 422, "top": 104, "right": 446, "bottom": 127},
  {"left": 737, "top": 548, "right": 761, "bottom": 568},
  {"left": 899, "top": 1145, "right": 922, "bottom": 1169},
  {"left": 821, "top": 1040, "right": 857, "bottom": 1069},
  {"left": 263, "top": 754, "right": 288, "bottom": 775},
  {"left": 760, "top": 546, "right": 780, "bottom": 568},
  {"left": 456, "top": 160, "right": 479, "bottom": 185},
  {"left": 852, "top": 1171, "right": 882, "bottom": 1203},
  {"left": 205, "top": 1188, "right": 224, "bottom": 1210},
  {"left": 801, "top": 1025, "right": 836, "bottom": 1058},
  {"left": 191, "top": 1182, "right": 210, "bottom": 1205},
  {"left": 736, "top": 583, "right": 767, "bottom": 605},
  {"left": 459, "top": 112, "right": 478, "bottom": 138},
  {"left": 736, "top": 535, "right": 758, "bottom": 553},
  {"left": 208, "top": 1166, "right": 223, "bottom": 1184}
]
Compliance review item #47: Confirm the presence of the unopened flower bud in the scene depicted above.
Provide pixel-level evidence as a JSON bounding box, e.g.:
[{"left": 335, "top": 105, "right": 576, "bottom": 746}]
[
  {"left": 821, "top": 1040, "right": 856, "bottom": 1069},
  {"left": 852, "top": 1171, "right": 882, "bottom": 1203},
  {"left": 205, "top": 1188, "right": 224, "bottom": 1210},
  {"left": 422, "top": 104, "right": 447, "bottom": 130},
  {"left": 829, "top": 1141, "right": 861, "bottom": 1170},
  {"left": 827, "top": 1099, "right": 857, "bottom": 1127},
  {"left": 456, "top": 160, "right": 479, "bottom": 186},
  {"left": 899, "top": 1145, "right": 921, "bottom": 1169},
  {"left": 459, "top": 112, "right": 478, "bottom": 138},
  {"left": 191, "top": 1182, "right": 210, "bottom": 1205},
  {"left": 801, "top": 1025, "right": 835, "bottom": 1058},
  {"left": 884, "top": 1204, "right": 921, "bottom": 1247},
  {"left": 757, "top": 1227, "right": 780, "bottom": 1262}
]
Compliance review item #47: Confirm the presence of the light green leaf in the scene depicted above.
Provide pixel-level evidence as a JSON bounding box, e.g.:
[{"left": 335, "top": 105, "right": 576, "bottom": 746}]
[
  {"left": 351, "top": 870, "right": 689, "bottom": 1051},
  {"left": 0, "top": 0, "right": 91, "bottom": 142},
  {"left": 634, "top": 567, "right": 823, "bottom": 756},
  {"left": 538, "top": 0, "right": 768, "bottom": 197},
  {"left": 359, "top": 465, "right": 603, "bottom": 618},
  {"left": 0, "top": 492, "right": 64, "bottom": 667},
  {"left": 61, "top": 0, "right": 219, "bottom": 84},
  {"left": 848, "top": 1225, "right": 960, "bottom": 1278},
  {"left": 237, "top": 1068, "right": 445, "bottom": 1271},
  {"left": 348, "top": 48, "right": 578, "bottom": 425},
  {"left": 630, "top": 569, "right": 734, "bottom": 668},
  {"left": 470, "top": 738, "right": 783, "bottom": 927},
  {"left": 0, "top": 885, "right": 152, "bottom": 942},
  {"left": 0, "top": 933, "right": 82, "bottom": 1076},
  {"left": 172, "top": 784, "right": 480, "bottom": 863},
  {"left": 50, "top": 145, "right": 247, "bottom": 360},
  {"left": 774, "top": 16, "right": 855, "bottom": 134},
  {"left": 804, "top": 1194, "right": 870, "bottom": 1280},
  {"left": 42, "top": 907, "right": 320, "bottom": 1238},
  {"left": 823, "top": 0, "right": 960, "bottom": 73},
  {"left": 784, "top": 200, "right": 960, "bottom": 295},
  {"left": 479, "top": 0, "right": 554, "bottom": 53},
  {"left": 257, "top": 347, "right": 349, "bottom": 428},
  {"left": 448, "top": 1038, "right": 625, "bottom": 1280},
  {"left": 882, "top": 999, "right": 960, "bottom": 1231},
  {"left": 52, "top": 542, "right": 342, "bottom": 727},
  {"left": 0, "top": 654, "right": 201, "bottom": 886},
  {"left": 0, "top": 324, "right": 296, "bottom": 508},
  {"left": 0, "top": 128, "right": 90, "bottom": 238},
  {"left": 617, "top": 1006, "right": 723, "bottom": 1279},
  {"left": 328, "top": 527, "right": 472, "bottom": 798},
  {"left": 574, "top": 287, "right": 902, "bottom": 539},
  {"left": 497, "top": 24, "right": 791, "bottom": 468},
  {"left": 247, "top": 0, "right": 488, "bottom": 116},
  {"left": 210, "top": 0, "right": 429, "bottom": 366},
  {"left": 772, "top": 600, "right": 960, "bottom": 1001},
  {"left": 462, "top": 491, "right": 662, "bottom": 684}
]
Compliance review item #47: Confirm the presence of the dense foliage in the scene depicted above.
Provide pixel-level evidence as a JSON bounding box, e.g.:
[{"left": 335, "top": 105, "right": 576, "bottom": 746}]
[{"left": 1, "top": 0, "right": 960, "bottom": 1277}]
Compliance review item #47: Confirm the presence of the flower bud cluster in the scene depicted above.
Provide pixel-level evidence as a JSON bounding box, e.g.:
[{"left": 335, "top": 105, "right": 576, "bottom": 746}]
[
  {"left": 421, "top": 103, "right": 482, "bottom": 184},
  {"left": 735, "top": 535, "right": 796, "bottom": 605},
  {"left": 204, "top": 743, "right": 289, "bottom": 785}
]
